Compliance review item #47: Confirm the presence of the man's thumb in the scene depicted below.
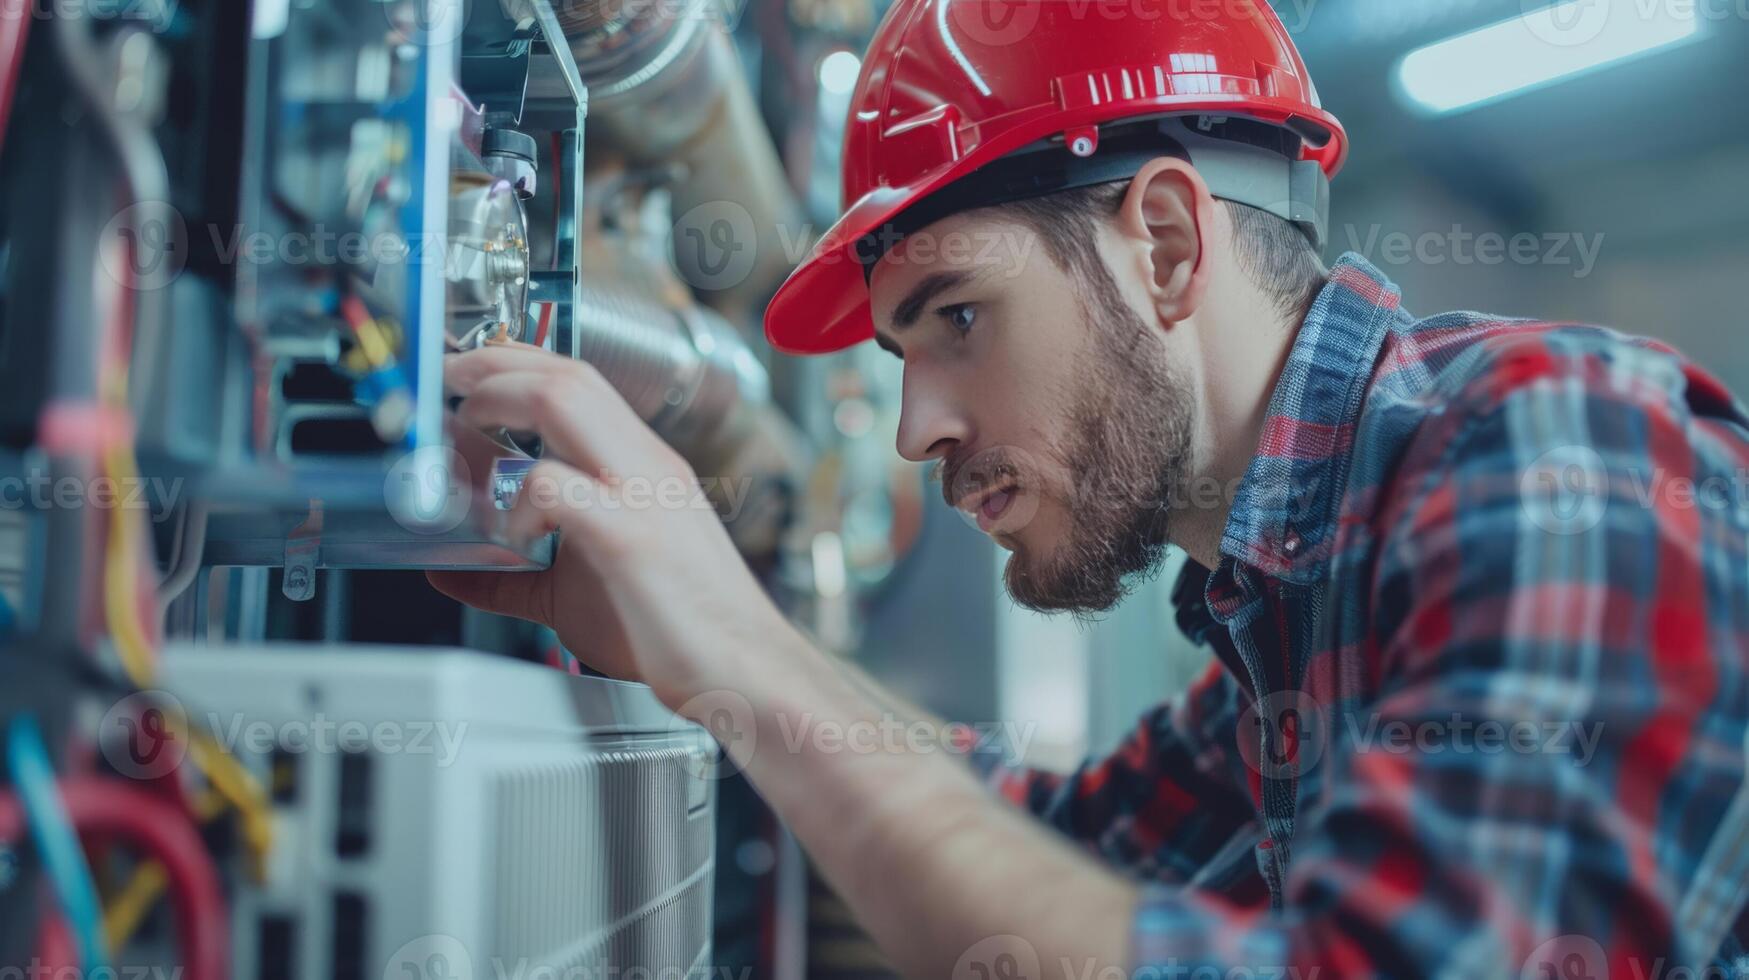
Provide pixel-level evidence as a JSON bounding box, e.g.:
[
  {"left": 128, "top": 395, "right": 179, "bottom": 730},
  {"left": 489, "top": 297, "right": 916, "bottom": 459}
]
[{"left": 425, "top": 570, "right": 541, "bottom": 624}]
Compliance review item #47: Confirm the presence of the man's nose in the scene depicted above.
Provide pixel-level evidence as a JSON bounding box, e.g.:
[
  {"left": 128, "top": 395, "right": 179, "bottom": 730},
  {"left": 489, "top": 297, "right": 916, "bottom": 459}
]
[{"left": 895, "top": 372, "right": 971, "bottom": 463}]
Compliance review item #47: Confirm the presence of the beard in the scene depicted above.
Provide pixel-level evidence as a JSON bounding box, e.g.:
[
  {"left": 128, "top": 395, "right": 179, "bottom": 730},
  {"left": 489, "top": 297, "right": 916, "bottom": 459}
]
[{"left": 973, "top": 284, "right": 1197, "bottom": 615}]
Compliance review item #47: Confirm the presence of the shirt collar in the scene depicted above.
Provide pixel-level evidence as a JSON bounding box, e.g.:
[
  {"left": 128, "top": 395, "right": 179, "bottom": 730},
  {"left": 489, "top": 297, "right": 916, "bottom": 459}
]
[{"left": 1212, "top": 252, "right": 1405, "bottom": 590}]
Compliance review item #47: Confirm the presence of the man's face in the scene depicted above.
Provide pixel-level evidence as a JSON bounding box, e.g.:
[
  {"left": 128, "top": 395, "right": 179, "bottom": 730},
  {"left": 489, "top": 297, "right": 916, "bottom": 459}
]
[{"left": 869, "top": 210, "right": 1197, "bottom": 614}]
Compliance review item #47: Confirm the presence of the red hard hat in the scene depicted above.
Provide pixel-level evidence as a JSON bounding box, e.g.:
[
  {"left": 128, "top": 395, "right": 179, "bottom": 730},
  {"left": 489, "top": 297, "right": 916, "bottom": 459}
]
[{"left": 763, "top": 0, "right": 1347, "bottom": 355}]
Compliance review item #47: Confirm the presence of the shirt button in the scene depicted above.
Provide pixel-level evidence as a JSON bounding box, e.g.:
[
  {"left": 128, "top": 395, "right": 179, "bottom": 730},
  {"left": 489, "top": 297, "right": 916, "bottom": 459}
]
[{"left": 1283, "top": 531, "right": 1301, "bottom": 555}]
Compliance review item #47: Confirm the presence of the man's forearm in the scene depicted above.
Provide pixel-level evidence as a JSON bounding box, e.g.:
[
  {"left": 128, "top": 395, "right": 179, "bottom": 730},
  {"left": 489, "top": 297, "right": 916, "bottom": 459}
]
[{"left": 701, "top": 626, "right": 1135, "bottom": 978}]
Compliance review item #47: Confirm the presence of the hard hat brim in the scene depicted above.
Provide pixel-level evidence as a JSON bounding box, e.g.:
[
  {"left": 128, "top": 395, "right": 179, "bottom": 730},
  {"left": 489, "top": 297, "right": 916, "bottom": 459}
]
[{"left": 764, "top": 98, "right": 1347, "bottom": 356}]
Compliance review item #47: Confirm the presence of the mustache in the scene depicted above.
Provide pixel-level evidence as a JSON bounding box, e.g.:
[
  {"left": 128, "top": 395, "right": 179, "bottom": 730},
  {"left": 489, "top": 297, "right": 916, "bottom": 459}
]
[{"left": 935, "top": 449, "right": 1025, "bottom": 511}]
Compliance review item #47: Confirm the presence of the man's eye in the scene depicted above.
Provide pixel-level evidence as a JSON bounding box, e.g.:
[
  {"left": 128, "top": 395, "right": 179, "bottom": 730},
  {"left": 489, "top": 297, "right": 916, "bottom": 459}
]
[{"left": 942, "top": 304, "right": 977, "bottom": 336}]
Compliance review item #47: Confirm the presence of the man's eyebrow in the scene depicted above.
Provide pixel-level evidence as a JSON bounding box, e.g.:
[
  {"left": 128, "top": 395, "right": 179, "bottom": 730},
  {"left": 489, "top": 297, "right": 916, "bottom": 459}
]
[{"left": 889, "top": 270, "right": 972, "bottom": 329}]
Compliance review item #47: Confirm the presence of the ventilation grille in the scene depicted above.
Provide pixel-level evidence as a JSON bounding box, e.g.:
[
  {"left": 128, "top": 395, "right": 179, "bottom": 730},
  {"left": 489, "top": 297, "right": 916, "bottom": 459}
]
[{"left": 489, "top": 745, "right": 715, "bottom": 973}]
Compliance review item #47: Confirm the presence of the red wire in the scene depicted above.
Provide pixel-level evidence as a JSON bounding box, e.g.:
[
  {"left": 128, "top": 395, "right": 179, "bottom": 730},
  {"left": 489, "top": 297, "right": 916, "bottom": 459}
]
[
  {"left": 36, "top": 915, "right": 75, "bottom": 972},
  {"left": 0, "top": 778, "right": 229, "bottom": 980},
  {"left": 340, "top": 294, "right": 373, "bottom": 334},
  {"left": 0, "top": 0, "right": 30, "bottom": 156},
  {"left": 534, "top": 301, "right": 552, "bottom": 348}
]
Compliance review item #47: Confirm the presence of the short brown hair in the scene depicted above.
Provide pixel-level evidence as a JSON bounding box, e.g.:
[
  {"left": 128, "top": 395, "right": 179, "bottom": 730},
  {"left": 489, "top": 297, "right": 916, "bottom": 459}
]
[{"left": 991, "top": 179, "right": 1328, "bottom": 325}]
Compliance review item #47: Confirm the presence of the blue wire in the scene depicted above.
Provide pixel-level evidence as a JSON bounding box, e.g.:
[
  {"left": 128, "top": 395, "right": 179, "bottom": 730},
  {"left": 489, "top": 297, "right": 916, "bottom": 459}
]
[{"left": 6, "top": 714, "right": 110, "bottom": 970}]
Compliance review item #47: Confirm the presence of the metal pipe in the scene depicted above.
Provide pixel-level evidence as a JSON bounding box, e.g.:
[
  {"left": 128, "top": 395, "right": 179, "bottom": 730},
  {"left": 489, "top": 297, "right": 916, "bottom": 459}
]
[
  {"left": 563, "top": 276, "right": 765, "bottom": 459},
  {"left": 537, "top": 233, "right": 808, "bottom": 555},
  {"left": 534, "top": 0, "right": 806, "bottom": 324}
]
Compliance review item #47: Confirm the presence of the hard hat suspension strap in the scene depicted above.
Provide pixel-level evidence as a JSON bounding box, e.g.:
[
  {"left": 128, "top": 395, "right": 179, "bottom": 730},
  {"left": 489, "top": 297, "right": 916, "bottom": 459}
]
[{"left": 857, "top": 114, "right": 1330, "bottom": 280}]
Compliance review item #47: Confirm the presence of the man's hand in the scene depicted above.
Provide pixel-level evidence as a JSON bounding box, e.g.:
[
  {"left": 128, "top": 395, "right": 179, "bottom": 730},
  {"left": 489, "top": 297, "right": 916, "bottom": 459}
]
[
  {"left": 429, "top": 344, "right": 789, "bottom": 710},
  {"left": 432, "top": 343, "right": 1135, "bottom": 979}
]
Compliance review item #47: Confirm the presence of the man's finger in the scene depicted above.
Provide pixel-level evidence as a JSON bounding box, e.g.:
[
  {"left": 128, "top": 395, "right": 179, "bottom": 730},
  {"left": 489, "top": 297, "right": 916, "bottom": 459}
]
[
  {"left": 501, "top": 459, "right": 596, "bottom": 549},
  {"left": 444, "top": 344, "right": 587, "bottom": 396},
  {"left": 426, "top": 569, "right": 545, "bottom": 624},
  {"left": 454, "top": 371, "right": 660, "bottom": 479}
]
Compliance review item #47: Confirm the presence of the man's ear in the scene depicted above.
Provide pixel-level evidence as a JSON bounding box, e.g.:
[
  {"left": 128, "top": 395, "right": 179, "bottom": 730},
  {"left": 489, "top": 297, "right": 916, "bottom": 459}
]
[{"left": 1115, "top": 157, "right": 1214, "bottom": 325}]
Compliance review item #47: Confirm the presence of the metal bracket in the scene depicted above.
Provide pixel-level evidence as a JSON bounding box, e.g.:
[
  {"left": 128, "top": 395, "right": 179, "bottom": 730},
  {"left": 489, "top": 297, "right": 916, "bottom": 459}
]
[{"left": 282, "top": 501, "right": 324, "bottom": 602}]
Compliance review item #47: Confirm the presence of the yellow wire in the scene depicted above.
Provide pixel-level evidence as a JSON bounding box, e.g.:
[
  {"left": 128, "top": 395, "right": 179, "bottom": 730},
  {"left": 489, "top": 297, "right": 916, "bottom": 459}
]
[
  {"left": 103, "top": 861, "right": 167, "bottom": 950},
  {"left": 102, "top": 788, "right": 229, "bottom": 950},
  {"left": 99, "top": 394, "right": 274, "bottom": 882}
]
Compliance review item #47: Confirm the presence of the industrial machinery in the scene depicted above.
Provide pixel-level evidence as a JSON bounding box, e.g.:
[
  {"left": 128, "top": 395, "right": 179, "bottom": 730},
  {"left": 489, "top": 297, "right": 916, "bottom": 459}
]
[
  {"left": 0, "top": 0, "right": 824, "bottom": 976},
  {"left": 158, "top": 648, "right": 719, "bottom": 980}
]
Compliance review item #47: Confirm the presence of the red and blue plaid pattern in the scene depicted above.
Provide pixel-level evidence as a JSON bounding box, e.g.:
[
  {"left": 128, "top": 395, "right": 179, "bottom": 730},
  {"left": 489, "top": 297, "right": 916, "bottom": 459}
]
[{"left": 978, "top": 254, "right": 1749, "bottom": 978}]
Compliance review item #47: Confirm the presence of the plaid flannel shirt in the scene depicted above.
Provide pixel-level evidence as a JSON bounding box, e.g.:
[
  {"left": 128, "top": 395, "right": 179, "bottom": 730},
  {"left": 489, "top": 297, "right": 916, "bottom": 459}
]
[{"left": 978, "top": 254, "right": 1749, "bottom": 978}]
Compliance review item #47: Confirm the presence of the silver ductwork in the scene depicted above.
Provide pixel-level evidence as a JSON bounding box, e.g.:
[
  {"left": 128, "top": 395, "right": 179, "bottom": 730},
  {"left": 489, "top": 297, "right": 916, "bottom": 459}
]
[
  {"left": 566, "top": 278, "right": 768, "bottom": 460},
  {"left": 532, "top": 0, "right": 806, "bottom": 324},
  {"left": 549, "top": 226, "right": 808, "bottom": 556}
]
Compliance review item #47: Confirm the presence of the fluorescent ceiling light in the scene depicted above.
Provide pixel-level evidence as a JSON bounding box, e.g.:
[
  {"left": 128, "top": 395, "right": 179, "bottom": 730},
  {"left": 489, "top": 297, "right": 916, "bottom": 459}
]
[{"left": 1395, "top": 0, "right": 1703, "bottom": 114}]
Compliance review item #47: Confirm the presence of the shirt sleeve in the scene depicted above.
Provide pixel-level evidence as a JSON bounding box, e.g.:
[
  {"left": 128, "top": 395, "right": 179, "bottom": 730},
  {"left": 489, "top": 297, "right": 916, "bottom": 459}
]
[
  {"left": 1128, "top": 351, "right": 1749, "bottom": 976},
  {"left": 971, "top": 659, "right": 1258, "bottom": 882}
]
